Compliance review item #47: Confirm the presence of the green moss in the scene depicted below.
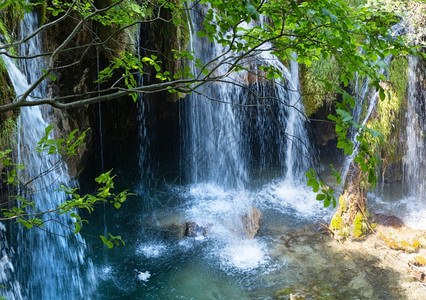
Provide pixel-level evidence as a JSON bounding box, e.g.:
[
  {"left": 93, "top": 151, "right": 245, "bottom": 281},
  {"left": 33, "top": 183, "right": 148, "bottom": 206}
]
[
  {"left": 0, "top": 118, "right": 17, "bottom": 151},
  {"left": 353, "top": 212, "right": 366, "bottom": 238},
  {"left": 274, "top": 287, "right": 296, "bottom": 298},
  {"left": 0, "top": 0, "right": 25, "bottom": 56},
  {"left": 331, "top": 213, "right": 343, "bottom": 231},
  {"left": 0, "top": 19, "right": 9, "bottom": 38},
  {"left": 0, "top": 66, "right": 18, "bottom": 151},
  {"left": 35, "top": 1, "right": 48, "bottom": 25},
  {"left": 301, "top": 56, "right": 340, "bottom": 116},
  {"left": 413, "top": 256, "right": 426, "bottom": 266},
  {"left": 0, "top": 1, "right": 25, "bottom": 33},
  {"left": 339, "top": 195, "right": 347, "bottom": 213},
  {"left": 389, "top": 56, "right": 408, "bottom": 103},
  {"left": 380, "top": 233, "right": 423, "bottom": 253}
]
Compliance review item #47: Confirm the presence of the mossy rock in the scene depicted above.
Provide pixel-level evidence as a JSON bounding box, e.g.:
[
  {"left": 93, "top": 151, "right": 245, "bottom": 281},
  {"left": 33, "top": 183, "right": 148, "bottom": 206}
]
[
  {"left": 300, "top": 56, "right": 340, "bottom": 116},
  {"left": 275, "top": 287, "right": 295, "bottom": 298},
  {"left": 379, "top": 233, "right": 424, "bottom": 253},
  {"left": 338, "top": 195, "right": 347, "bottom": 213},
  {"left": 412, "top": 256, "right": 426, "bottom": 266},
  {"left": 388, "top": 56, "right": 408, "bottom": 103},
  {"left": 0, "top": 68, "right": 18, "bottom": 151}
]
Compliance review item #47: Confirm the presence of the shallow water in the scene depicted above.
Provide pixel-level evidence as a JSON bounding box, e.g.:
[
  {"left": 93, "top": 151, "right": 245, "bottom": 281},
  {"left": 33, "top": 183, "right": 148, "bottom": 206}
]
[
  {"left": 86, "top": 182, "right": 426, "bottom": 299},
  {"left": 367, "top": 181, "right": 426, "bottom": 230}
]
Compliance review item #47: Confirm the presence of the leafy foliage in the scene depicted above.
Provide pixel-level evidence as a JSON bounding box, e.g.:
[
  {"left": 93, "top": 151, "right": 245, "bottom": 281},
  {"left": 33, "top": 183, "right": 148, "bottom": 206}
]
[{"left": 36, "top": 124, "right": 89, "bottom": 156}]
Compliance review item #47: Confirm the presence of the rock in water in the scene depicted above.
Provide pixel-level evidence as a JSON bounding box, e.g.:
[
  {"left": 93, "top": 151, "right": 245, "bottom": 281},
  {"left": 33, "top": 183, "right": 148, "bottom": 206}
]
[
  {"left": 184, "top": 222, "right": 206, "bottom": 237},
  {"left": 241, "top": 207, "right": 262, "bottom": 239}
]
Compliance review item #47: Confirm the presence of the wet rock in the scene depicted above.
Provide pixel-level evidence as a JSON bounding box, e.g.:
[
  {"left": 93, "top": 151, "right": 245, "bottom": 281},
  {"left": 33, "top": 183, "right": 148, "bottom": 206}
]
[
  {"left": 184, "top": 222, "right": 207, "bottom": 237},
  {"left": 241, "top": 207, "right": 262, "bottom": 239},
  {"left": 375, "top": 213, "right": 405, "bottom": 228},
  {"left": 144, "top": 211, "right": 209, "bottom": 239},
  {"left": 162, "top": 223, "right": 186, "bottom": 239}
]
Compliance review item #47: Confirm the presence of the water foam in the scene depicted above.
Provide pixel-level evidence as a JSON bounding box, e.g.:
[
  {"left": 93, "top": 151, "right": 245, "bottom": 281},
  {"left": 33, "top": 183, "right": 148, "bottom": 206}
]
[
  {"left": 136, "top": 270, "right": 151, "bottom": 282},
  {"left": 218, "top": 239, "right": 269, "bottom": 271},
  {"left": 136, "top": 242, "right": 168, "bottom": 258},
  {"left": 370, "top": 195, "right": 426, "bottom": 230},
  {"left": 255, "top": 180, "right": 331, "bottom": 221}
]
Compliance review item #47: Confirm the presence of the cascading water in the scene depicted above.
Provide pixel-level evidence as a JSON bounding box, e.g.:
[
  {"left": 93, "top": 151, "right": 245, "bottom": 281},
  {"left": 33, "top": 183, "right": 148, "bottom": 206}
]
[
  {"left": 175, "top": 5, "right": 324, "bottom": 273},
  {"left": 372, "top": 54, "right": 426, "bottom": 229},
  {"left": 0, "top": 223, "right": 23, "bottom": 300},
  {"left": 181, "top": 14, "right": 312, "bottom": 187},
  {"left": 2, "top": 12, "right": 96, "bottom": 299},
  {"left": 340, "top": 55, "right": 393, "bottom": 182},
  {"left": 404, "top": 55, "right": 425, "bottom": 201},
  {"left": 401, "top": 55, "right": 426, "bottom": 229},
  {"left": 357, "top": 54, "right": 426, "bottom": 230}
]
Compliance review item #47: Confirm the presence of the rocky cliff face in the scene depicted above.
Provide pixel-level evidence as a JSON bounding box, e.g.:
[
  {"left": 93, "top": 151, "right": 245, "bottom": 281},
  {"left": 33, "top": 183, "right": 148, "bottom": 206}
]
[{"left": 41, "top": 9, "right": 140, "bottom": 177}]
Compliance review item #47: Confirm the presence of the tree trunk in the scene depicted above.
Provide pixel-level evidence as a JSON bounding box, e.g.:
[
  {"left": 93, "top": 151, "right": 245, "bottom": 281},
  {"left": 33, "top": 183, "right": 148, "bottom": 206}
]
[{"left": 330, "top": 162, "right": 372, "bottom": 239}]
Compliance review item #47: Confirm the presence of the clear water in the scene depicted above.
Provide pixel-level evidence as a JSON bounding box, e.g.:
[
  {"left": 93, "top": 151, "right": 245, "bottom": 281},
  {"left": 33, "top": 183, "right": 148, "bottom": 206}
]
[{"left": 84, "top": 178, "right": 333, "bottom": 299}]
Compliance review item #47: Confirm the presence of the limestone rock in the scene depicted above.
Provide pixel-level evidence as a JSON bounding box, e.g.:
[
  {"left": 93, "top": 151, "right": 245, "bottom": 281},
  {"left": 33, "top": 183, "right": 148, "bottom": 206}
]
[{"left": 241, "top": 207, "right": 262, "bottom": 239}]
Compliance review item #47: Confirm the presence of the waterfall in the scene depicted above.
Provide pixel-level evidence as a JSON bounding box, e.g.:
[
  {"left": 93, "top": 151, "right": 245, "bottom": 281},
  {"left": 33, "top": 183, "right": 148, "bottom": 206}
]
[
  {"left": 357, "top": 54, "right": 425, "bottom": 230},
  {"left": 405, "top": 55, "right": 425, "bottom": 197},
  {"left": 400, "top": 55, "right": 426, "bottom": 228},
  {"left": 0, "top": 223, "right": 23, "bottom": 300},
  {"left": 180, "top": 12, "right": 312, "bottom": 188},
  {"left": 180, "top": 10, "right": 247, "bottom": 187},
  {"left": 169, "top": 4, "right": 321, "bottom": 272},
  {"left": 2, "top": 12, "right": 96, "bottom": 299}
]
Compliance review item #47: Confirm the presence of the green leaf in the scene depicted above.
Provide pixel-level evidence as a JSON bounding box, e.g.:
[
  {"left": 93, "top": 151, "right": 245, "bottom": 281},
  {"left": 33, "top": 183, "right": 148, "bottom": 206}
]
[
  {"left": 379, "top": 88, "right": 385, "bottom": 100},
  {"left": 197, "top": 31, "right": 207, "bottom": 38},
  {"left": 316, "top": 194, "right": 326, "bottom": 200},
  {"left": 312, "top": 181, "right": 319, "bottom": 192},
  {"left": 337, "top": 140, "right": 345, "bottom": 148},
  {"left": 74, "top": 222, "right": 81, "bottom": 234},
  {"left": 321, "top": 8, "right": 329, "bottom": 16}
]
